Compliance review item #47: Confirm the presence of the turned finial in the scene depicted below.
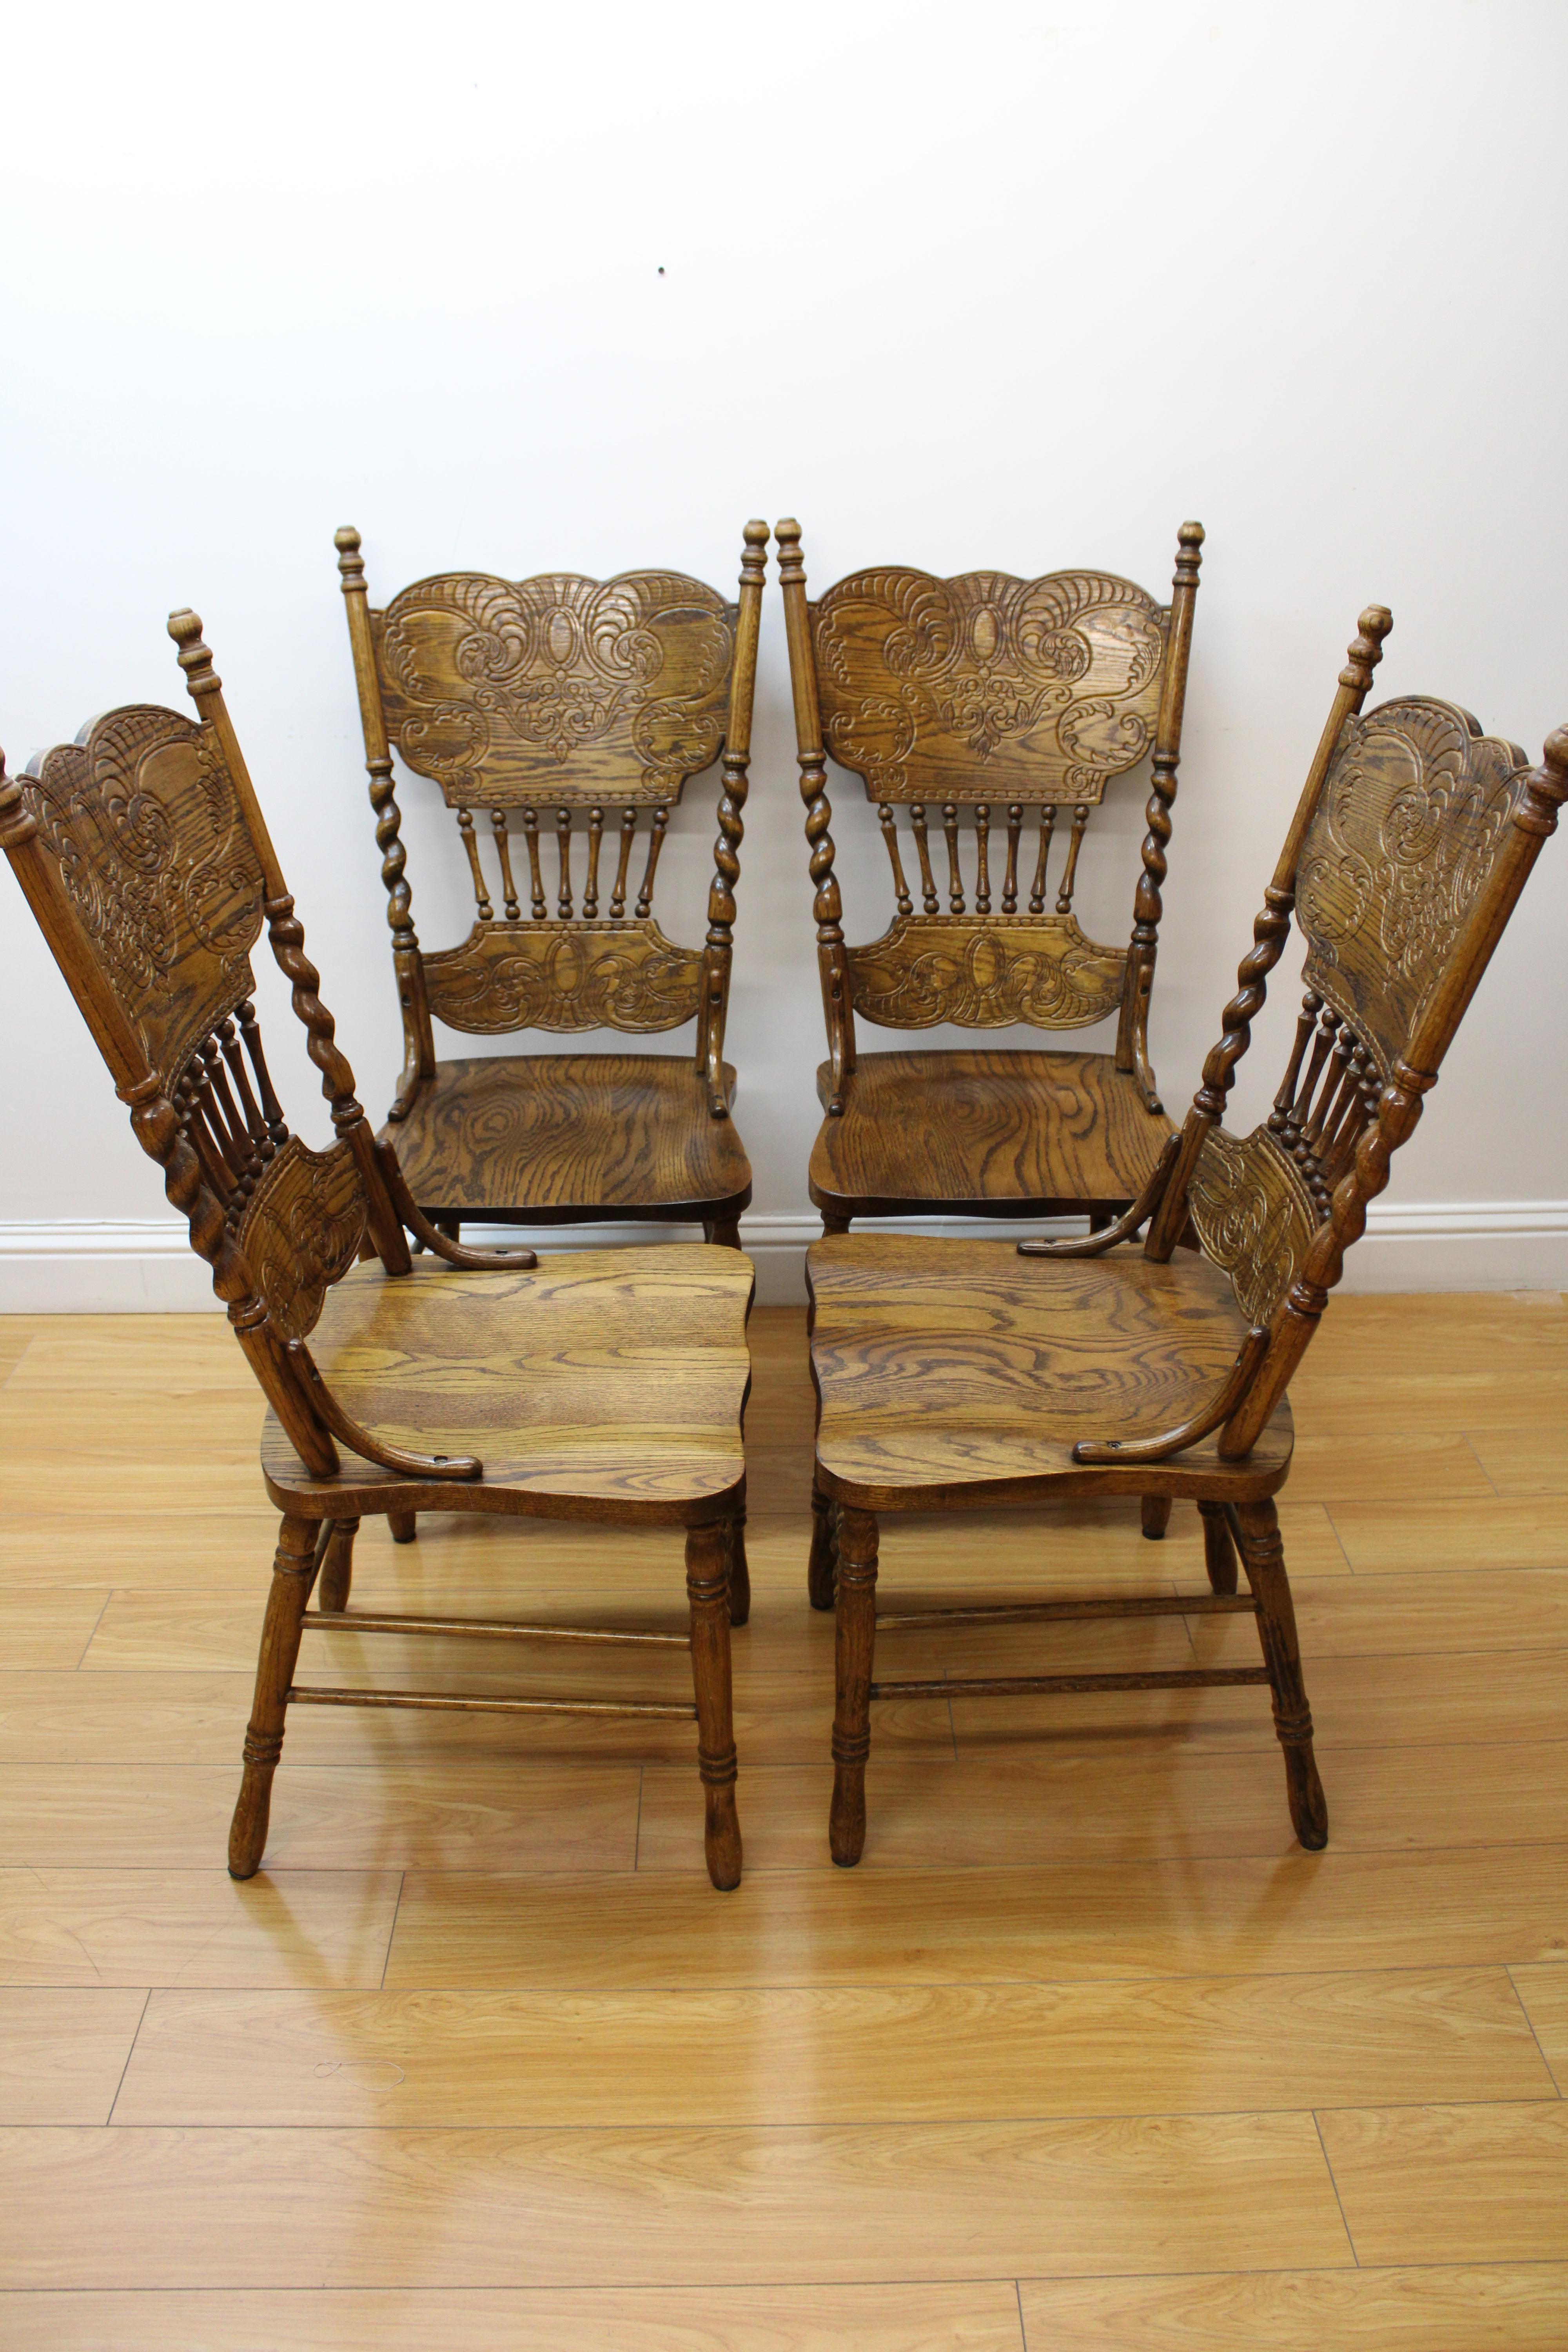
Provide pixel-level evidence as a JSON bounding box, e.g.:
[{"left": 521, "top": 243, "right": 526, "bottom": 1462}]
[
  {"left": 335, "top": 525, "right": 366, "bottom": 592},
  {"left": 739, "top": 518, "right": 769, "bottom": 583},
  {"left": 1174, "top": 519, "right": 1205, "bottom": 579},
  {"left": 1519, "top": 722, "right": 1568, "bottom": 831},
  {"left": 168, "top": 608, "right": 220, "bottom": 700},
  {"left": 775, "top": 517, "right": 804, "bottom": 583},
  {"left": 1341, "top": 605, "right": 1392, "bottom": 692},
  {"left": 0, "top": 748, "right": 34, "bottom": 848}
]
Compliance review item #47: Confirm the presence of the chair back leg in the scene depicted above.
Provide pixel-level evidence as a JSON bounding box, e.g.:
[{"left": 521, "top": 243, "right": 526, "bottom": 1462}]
[
  {"left": 316, "top": 1516, "right": 359, "bottom": 1614},
  {"left": 830, "top": 1504, "right": 879, "bottom": 1866},
  {"left": 1198, "top": 1501, "right": 1239, "bottom": 1595},
  {"left": 808, "top": 1477, "right": 838, "bottom": 1612},
  {"left": 686, "top": 1523, "right": 743, "bottom": 1889},
  {"left": 1233, "top": 1498, "right": 1328, "bottom": 1849}
]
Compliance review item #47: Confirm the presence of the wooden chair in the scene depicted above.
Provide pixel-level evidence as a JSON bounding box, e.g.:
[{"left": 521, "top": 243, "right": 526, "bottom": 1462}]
[
  {"left": 779, "top": 516, "right": 1204, "bottom": 1236},
  {"left": 0, "top": 615, "right": 753, "bottom": 1890},
  {"left": 333, "top": 523, "right": 767, "bottom": 1251},
  {"left": 806, "top": 604, "right": 1568, "bottom": 1865}
]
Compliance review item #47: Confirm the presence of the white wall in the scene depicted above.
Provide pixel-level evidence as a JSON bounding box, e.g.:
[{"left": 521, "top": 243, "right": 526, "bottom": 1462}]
[{"left": 2, "top": 0, "right": 1565, "bottom": 1304}]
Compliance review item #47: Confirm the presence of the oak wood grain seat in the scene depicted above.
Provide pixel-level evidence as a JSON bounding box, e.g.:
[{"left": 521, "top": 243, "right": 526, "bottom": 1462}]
[
  {"left": 809, "top": 1236, "right": 1291, "bottom": 1507},
  {"left": 335, "top": 525, "right": 768, "bottom": 1250},
  {"left": 806, "top": 607, "right": 1568, "bottom": 1877},
  {"left": 0, "top": 620, "right": 753, "bottom": 1891},
  {"left": 263, "top": 1249, "right": 750, "bottom": 1523},
  {"left": 384, "top": 1052, "right": 751, "bottom": 1227},
  {"left": 810, "top": 1048, "right": 1172, "bottom": 1221}
]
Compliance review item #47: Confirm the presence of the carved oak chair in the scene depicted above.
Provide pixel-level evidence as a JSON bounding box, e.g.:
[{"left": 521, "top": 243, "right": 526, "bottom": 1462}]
[
  {"left": 779, "top": 517, "right": 1203, "bottom": 1235},
  {"left": 333, "top": 523, "right": 767, "bottom": 1251},
  {"left": 0, "top": 616, "right": 754, "bottom": 1891},
  {"left": 806, "top": 605, "right": 1568, "bottom": 1866}
]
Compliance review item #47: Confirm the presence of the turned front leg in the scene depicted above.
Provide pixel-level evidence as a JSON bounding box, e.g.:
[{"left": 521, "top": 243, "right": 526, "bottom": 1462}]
[
  {"left": 315, "top": 1516, "right": 359, "bottom": 1613},
  {"left": 228, "top": 1514, "right": 319, "bottom": 1880},
  {"left": 727, "top": 1509, "right": 751, "bottom": 1628},
  {"left": 807, "top": 1475, "right": 838, "bottom": 1611},
  {"left": 686, "top": 1522, "right": 742, "bottom": 1890},
  {"left": 1234, "top": 1497, "right": 1328, "bottom": 1850},
  {"left": 830, "top": 1503, "right": 878, "bottom": 1867}
]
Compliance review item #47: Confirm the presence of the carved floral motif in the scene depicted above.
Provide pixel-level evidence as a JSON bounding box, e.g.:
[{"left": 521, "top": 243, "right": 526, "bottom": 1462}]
[
  {"left": 422, "top": 918, "right": 703, "bottom": 1034},
  {"left": 1298, "top": 698, "right": 1528, "bottom": 1075},
  {"left": 237, "top": 1134, "right": 368, "bottom": 1343},
  {"left": 21, "top": 707, "right": 265, "bottom": 1086},
  {"left": 812, "top": 568, "right": 1168, "bottom": 802},
  {"left": 372, "top": 572, "right": 735, "bottom": 805},
  {"left": 847, "top": 914, "right": 1125, "bottom": 1030},
  {"left": 1189, "top": 1125, "right": 1320, "bottom": 1328}
]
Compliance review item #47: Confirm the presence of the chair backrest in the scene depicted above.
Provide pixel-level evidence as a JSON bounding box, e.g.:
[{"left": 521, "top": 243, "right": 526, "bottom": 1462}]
[
  {"left": 1144, "top": 606, "right": 1568, "bottom": 1454},
  {"left": 334, "top": 525, "right": 768, "bottom": 1118},
  {"left": 777, "top": 518, "right": 1203, "bottom": 1113},
  {"left": 0, "top": 614, "right": 412, "bottom": 1475}
]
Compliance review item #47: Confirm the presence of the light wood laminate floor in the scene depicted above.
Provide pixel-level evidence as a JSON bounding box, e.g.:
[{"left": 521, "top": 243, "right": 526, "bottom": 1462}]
[{"left": 1, "top": 1295, "right": 1566, "bottom": 2348}]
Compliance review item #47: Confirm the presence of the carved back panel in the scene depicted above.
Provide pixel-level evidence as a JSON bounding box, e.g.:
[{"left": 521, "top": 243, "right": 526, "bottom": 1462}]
[
  {"left": 371, "top": 570, "right": 737, "bottom": 807},
  {"left": 12, "top": 704, "right": 370, "bottom": 1347},
  {"left": 811, "top": 567, "right": 1169, "bottom": 805},
  {"left": 20, "top": 707, "right": 266, "bottom": 1089},
  {"left": 1190, "top": 695, "right": 1535, "bottom": 1328},
  {"left": 1296, "top": 697, "right": 1528, "bottom": 1079}
]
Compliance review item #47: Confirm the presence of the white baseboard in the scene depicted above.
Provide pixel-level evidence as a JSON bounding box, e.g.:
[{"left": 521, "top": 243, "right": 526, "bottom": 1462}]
[{"left": 0, "top": 1203, "right": 1566, "bottom": 1312}]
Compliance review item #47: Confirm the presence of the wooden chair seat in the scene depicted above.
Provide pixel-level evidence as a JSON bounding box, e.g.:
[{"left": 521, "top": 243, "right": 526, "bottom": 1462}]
[
  {"left": 262, "top": 1245, "right": 751, "bottom": 1523},
  {"left": 384, "top": 1053, "right": 753, "bottom": 1228},
  {"left": 809, "top": 1049, "right": 1174, "bottom": 1223},
  {"left": 808, "top": 1234, "right": 1291, "bottom": 1507}
]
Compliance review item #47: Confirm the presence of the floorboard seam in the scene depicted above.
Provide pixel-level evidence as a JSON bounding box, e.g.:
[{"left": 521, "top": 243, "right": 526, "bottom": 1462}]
[
  {"left": 103, "top": 1987, "right": 151, "bottom": 2126},
  {"left": 1505, "top": 1964, "right": 1564, "bottom": 2096},
  {"left": 1312, "top": 2107, "right": 1359, "bottom": 2266}
]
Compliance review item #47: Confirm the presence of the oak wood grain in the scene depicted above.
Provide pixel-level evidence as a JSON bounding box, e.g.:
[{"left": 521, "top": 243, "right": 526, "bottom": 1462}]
[
  {"left": 1018, "top": 2265, "right": 1568, "bottom": 2352},
  {"left": 0, "top": 1989, "right": 148, "bottom": 2123},
  {"left": 1318, "top": 2100, "right": 1568, "bottom": 2265},
  {"left": 0, "top": 2114, "right": 1351, "bottom": 2287},
  {"left": 809, "top": 1049, "right": 1172, "bottom": 1220},
  {"left": 384, "top": 1843, "right": 1568, "bottom": 1990},
  {"left": 0, "top": 2282, "right": 1031, "bottom": 2352},
  {"left": 383, "top": 1053, "right": 751, "bottom": 1222},
  {"left": 111, "top": 1966, "right": 1552, "bottom": 2127},
  {"left": 0, "top": 1867, "right": 403, "bottom": 1989}
]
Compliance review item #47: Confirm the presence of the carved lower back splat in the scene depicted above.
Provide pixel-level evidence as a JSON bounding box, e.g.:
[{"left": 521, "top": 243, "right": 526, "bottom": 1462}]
[{"left": 335, "top": 527, "right": 767, "bottom": 1202}]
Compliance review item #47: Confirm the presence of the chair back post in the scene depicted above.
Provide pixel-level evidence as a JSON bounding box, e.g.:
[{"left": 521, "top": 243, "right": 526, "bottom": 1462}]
[
  {"left": 1145, "top": 604, "right": 1393, "bottom": 1260},
  {"left": 1220, "top": 722, "right": 1568, "bottom": 1455},
  {"left": 1114, "top": 520, "right": 1205, "bottom": 1109},
  {"left": 334, "top": 527, "right": 436, "bottom": 1120},
  {"left": 697, "top": 519, "right": 768, "bottom": 1117},
  {"left": 777, "top": 517, "right": 856, "bottom": 1112},
  {"left": 167, "top": 611, "right": 412, "bottom": 1277},
  {"left": 0, "top": 749, "right": 341, "bottom": 1476}
]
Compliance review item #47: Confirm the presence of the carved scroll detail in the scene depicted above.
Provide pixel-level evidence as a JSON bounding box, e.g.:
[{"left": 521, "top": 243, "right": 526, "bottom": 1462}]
[
  {"left": 236, "top": 1133, "right": 369, "bottom": 1344},
  {"left": 421, "top": 918, "right": 703, "bottom": 1034},
  {"left": 372, "top": 572, "right": 736, "bottom": 805},
  {"left": 1189, "top": 1125, "right": 1320, "bottom": 1328},
  {"left": 20, "top": 708, "right": 265, "bottom": 1087},
  {"left": 846, "top": 913, "right": 1126, "bottom": 1031},
  {"left": 812, "top": 568, "right": 1169, "bottom": 803},
  {"left": 1298, "top": 697, "right": 1527, "bottom": 1078}
]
